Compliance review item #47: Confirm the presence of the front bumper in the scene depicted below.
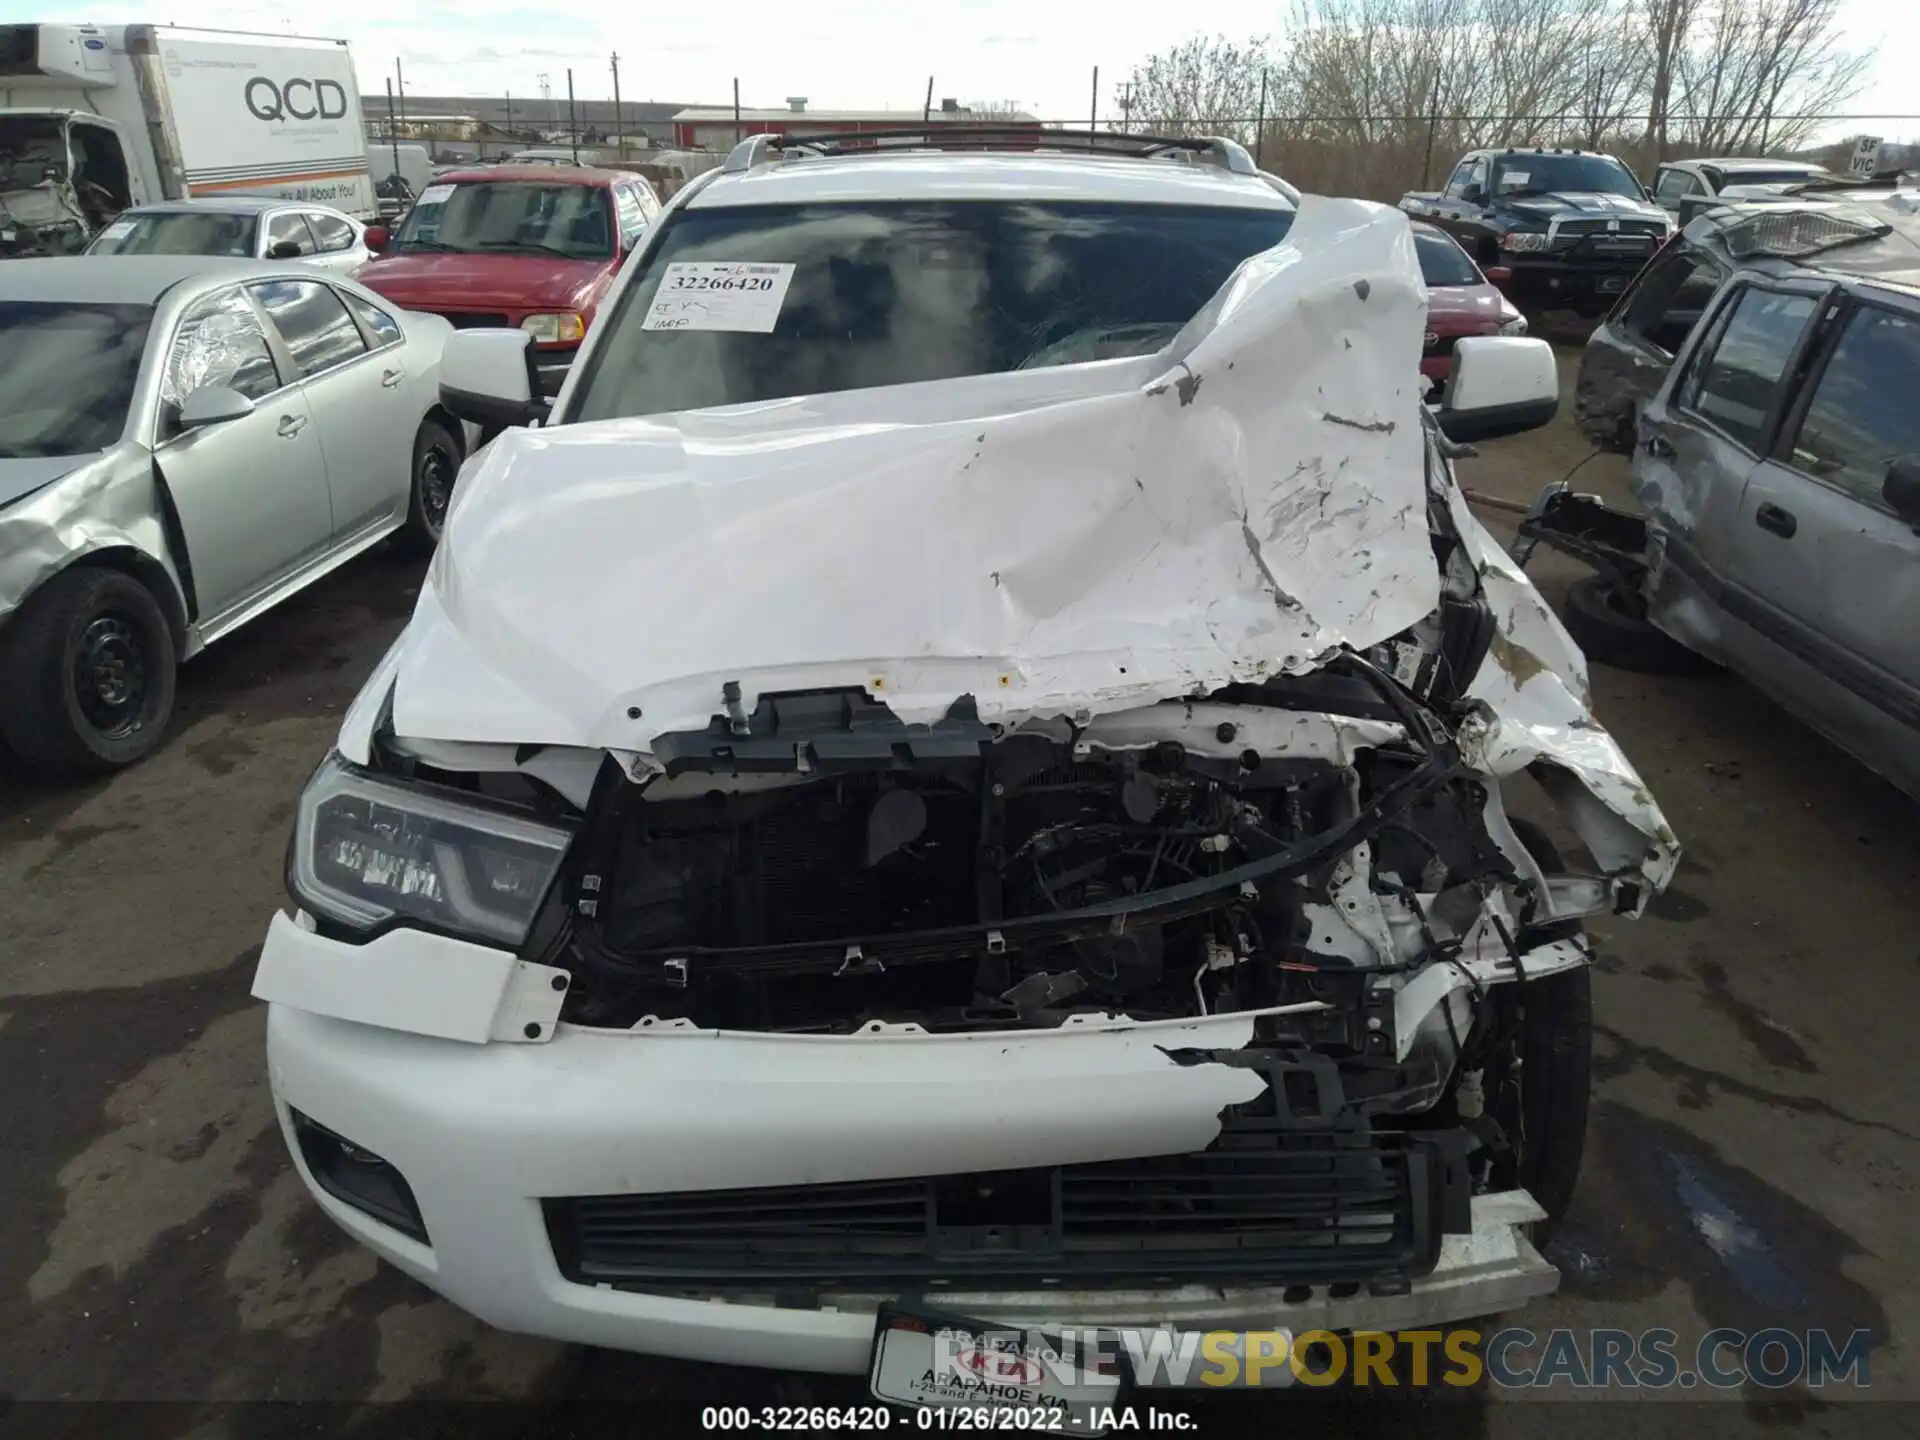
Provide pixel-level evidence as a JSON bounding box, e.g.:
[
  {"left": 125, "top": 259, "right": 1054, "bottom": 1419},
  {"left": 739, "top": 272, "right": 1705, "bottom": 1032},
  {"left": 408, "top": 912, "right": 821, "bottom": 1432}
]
[
  {"left": 263, "top": 919, "right": 1562, "bottom": 1374},
  {"left": 1500, "top": 251, "right": 1653, "bottom": 309}
]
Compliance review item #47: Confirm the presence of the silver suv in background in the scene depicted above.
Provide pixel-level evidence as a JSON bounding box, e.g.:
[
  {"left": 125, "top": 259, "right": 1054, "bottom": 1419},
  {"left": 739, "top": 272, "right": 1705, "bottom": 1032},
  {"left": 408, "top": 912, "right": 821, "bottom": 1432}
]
[{"left": 1522, "top": 197, "right": 1920, "bottom": 798}]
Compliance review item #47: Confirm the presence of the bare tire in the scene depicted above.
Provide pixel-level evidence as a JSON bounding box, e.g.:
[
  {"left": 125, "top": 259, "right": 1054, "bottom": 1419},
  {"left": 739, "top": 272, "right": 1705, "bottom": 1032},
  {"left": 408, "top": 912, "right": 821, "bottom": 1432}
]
[
  {"left": 400, "top": 418, "right": 463, "bottom": 554},
  {"left": 1559, "top": 574, "right": 1709, "bottom": 675},
  {"left": 0, "top": 567, "right": 177, "bottom": 773},
  {"left": 1488, "top": 818, "right": 1591, "bottom": 1234}
]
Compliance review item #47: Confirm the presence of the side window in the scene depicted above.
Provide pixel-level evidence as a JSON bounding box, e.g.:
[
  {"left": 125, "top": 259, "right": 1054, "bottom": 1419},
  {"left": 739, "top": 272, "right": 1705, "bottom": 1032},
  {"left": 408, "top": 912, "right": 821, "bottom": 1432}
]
[
  {"left": 306, "top": 212, "right": 356, "bottom": 253},
  {"left": 249, "top": 279, "right": 368, "bottom": 376},
  {"left": 1784, "top": 306, "right": 1920, "bottom": 506},
  {"left": 264, "top": 211, "right": 317, "bottom": 257},
  {"left": 341, "top": 289, "right": 403, "bottom": 349},
  {"left": 1679, "top": 287, "right": 1819, "bottom": 451},
  {"left": 1622, "top": 249, "right": 1727, "bottom": 355},
  {"left": 613, "top": 184, "right": 647, "bottom": 246},
  {"left": 1654, "top": 168, "right": 1692, "bottom": 204},
  {"left": 1443, "top": 161, "right": 1476, "bottom": 199},
  {"left": 162, "top": 288, "right": 281, "bottom": 410}
]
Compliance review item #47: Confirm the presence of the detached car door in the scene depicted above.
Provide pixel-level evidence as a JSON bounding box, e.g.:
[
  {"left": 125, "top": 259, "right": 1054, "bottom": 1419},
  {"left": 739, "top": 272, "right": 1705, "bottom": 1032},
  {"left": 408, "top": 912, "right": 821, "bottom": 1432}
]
[
  {"left": 151, "top": 286, "right": 334, "bottom": 625},
  {"left": 249, "top": 278, "right": 413, "bottom": 541},
  {"left": 1722, "top": 295, "right": 1920, "bottom": 772},
  {"left": 1635, "top": 276, "right": 1828, "bottom": 635}
]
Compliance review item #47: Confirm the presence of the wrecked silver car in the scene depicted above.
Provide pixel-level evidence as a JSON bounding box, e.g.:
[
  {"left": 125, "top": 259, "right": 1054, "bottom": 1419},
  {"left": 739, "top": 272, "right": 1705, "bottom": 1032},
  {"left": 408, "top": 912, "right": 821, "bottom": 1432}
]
[
  {"left": 1526, "top": 196, "right": 1920, "bottom": 799},
  {"left": 0, "top": 257, "right": 464, "bottom": 771},
  {"left": 253, "top": 152, "right": 1677, "bottom": 1393}
]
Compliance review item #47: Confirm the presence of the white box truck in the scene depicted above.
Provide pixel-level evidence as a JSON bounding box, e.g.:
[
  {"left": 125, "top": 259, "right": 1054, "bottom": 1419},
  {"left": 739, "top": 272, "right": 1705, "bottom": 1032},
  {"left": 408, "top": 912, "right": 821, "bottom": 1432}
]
[{"left": 1, "top": 21, "right": 376, "bottom": 257}]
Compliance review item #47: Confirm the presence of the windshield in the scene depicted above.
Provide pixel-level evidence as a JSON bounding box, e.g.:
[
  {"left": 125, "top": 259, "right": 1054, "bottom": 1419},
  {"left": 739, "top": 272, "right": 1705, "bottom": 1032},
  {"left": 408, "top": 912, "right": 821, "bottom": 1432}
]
[
  {"left": 570, "top": 200, "right": 1295, "bottom": 422},
  {"left": 87, "top": 210, "right": 257, "bottom": 257},
  {"left": 391, "top": 181, "right": 613, "bottom": 259},
  {"left": 0, "top": 302, "right": 151, "bottom": 458},
  {"left": 1415, "top": 230, "right": 1483, "bottom": 287},
  {"left": 1492, "top": 154, "right": 1644, "bottom": 201}
]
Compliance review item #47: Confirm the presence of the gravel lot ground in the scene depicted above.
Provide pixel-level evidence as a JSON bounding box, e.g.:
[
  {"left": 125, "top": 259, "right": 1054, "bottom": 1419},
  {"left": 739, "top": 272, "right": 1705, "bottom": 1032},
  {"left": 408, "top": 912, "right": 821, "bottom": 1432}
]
[{"left": 2, "top": 346, "right": 1915, "bottom": 1436}]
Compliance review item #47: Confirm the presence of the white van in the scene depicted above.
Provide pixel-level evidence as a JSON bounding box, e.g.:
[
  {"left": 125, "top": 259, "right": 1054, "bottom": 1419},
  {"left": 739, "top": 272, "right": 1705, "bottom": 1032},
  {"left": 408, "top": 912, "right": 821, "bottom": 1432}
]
[{"left": 1, "top": 21, "right": 376, "bottom": 257}]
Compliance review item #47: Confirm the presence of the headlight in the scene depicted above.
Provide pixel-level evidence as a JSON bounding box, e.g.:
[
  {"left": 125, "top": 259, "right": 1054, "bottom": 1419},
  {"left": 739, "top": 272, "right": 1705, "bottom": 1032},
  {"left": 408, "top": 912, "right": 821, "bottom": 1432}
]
[
  {"left": 289, "top": 753, "right": 573, "bottom": 945},
  {"left": 1498, "top": 315, "right": 1529, "bottom": 335},
  {"left": 520, "top": 312, "right": 586, "bottom": 344},
  {"left": 1498, "top": 231, "right": 1553, "bottom": 253}
]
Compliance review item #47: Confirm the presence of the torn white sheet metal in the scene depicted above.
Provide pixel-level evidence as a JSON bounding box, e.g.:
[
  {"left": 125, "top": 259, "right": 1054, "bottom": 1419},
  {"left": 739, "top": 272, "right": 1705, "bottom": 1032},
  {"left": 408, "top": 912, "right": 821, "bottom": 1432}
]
[
  {"left": 1445, "top": 485, "right": 1682, "bottom": 903},
  {"left": 391, "top": 197, "right": 1434, "bottom": 753}
]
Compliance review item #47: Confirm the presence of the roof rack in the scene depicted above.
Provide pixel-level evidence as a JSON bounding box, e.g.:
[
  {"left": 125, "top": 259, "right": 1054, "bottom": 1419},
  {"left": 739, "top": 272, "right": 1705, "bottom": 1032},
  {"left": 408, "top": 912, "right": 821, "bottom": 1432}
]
[{"left": 721, "top": 125, "right": 1262, "bottom": 178}]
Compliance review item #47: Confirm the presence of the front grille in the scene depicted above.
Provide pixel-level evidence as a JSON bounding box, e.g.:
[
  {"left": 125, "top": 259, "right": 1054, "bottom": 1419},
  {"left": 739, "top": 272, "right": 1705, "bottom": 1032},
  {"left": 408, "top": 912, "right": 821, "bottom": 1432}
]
[
  {"left": 1556, "top": 217, "right": 1664, "bottom": 239},
  {"left": 545, "top": 1130, "right": 1456, "bottom": 1294},
  {"left": 431, "top": 310, "right": 512, "bottom": 330}
]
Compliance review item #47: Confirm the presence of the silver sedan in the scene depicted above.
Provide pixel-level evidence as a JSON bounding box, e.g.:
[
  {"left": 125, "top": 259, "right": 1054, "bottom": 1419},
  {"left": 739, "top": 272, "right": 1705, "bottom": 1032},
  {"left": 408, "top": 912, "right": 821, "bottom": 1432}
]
[
  {"left": 0, "top": 257, "right": 464, "bottom": 772},
  {"left": 84, "top": 197, "right": 372, "bottom": 274}
]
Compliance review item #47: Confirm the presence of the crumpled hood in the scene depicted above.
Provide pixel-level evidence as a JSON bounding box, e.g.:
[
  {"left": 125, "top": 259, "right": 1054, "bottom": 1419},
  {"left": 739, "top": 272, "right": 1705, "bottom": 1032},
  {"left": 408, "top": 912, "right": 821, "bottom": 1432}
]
[
  {"left": 391, "top": 198, "right": 1437, "bottom": 753},
  {"left": 1503, "top": 191, "right": 1665, "bottom": 223}
]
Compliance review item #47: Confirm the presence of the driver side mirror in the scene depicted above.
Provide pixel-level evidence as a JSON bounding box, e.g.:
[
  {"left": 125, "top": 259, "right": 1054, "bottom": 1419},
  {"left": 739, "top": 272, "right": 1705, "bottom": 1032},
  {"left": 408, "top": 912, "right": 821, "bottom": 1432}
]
[
  {"left": 1483, "top": 264, "right": 1513, "bottom": 287},
  {"left": 1885, "top": 456, "right": 1920, "bottom": 528},
  {"left": 267, "top": 239, "right": 304, "bottom": 260},
  {"left": 177, "top": 385, "right": 255, "bottom": 431},
  {"left": 439, "top": 329, "right": 550, "bottom": 432},
  {"left": 364, "top": 225, "right": 390, "bottom": 253},
  {"left": 1461, "top": 185, "right": 1485, "bottom": 205},
  {"left": 1437, "top": 337, "right": 1559, "bottom": 442}
]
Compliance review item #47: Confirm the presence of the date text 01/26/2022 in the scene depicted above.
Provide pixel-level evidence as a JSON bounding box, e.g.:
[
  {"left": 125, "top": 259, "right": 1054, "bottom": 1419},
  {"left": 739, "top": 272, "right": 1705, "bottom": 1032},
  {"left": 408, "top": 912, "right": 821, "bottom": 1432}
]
[{"left": 700, "top": 1407, "right": 1197, "bottom": 1431}]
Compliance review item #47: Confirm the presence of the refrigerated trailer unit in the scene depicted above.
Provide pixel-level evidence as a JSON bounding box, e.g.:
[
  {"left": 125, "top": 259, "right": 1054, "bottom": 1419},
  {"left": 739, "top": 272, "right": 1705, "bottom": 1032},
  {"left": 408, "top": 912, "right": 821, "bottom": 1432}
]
[{"left": 0, "top": 22, "right": 375, "bottom": 256}]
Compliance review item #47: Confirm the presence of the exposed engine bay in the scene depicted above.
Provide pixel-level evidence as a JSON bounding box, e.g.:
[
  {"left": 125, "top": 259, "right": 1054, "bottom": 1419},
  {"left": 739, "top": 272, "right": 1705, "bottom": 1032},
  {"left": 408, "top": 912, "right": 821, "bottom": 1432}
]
[{"left": 548, "top": 673, "right": 1534, "bottom": 1041}]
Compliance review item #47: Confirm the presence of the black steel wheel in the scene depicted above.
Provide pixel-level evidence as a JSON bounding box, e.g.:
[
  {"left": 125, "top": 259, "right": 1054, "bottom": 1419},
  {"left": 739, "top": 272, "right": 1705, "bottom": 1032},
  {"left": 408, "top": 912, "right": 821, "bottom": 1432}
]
[
  {"left": 401, "top": 417, "right": 464, "bottom": 553},
  {"left": 0, "top": 567, "right": 177, "bottom": 772}
]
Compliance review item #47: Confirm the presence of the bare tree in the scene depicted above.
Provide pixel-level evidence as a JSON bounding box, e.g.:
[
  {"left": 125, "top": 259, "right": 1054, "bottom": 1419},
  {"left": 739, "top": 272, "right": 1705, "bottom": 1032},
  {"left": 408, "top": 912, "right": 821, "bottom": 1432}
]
[
  {"left": 1122, "top": 0, "right": 1865, "bottom": 201},
  {"left": 1119, "top": 34, "right": 1275, "bottom": 140},
  {"left": 1668, "top": 0, "right": 1867, "bottom": 154}
]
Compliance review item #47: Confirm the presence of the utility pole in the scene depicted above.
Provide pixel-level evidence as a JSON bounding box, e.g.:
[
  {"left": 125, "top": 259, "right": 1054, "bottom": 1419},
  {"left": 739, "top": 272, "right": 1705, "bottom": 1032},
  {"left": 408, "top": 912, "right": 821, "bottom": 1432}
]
[
  {"left": 384, "top": 77, "right": 401, "bottom": 180},
  {"left": 1254, "top": 71, "right": 1267, "bottom": 167},
  {"left": 611, "top": 51, "right": 625, "bottom": 161},
  {"left": 1117, "top": 81, "right": 1132, "bottom": 135},
  {"left": 733, "top": 77, "right": 741, "bottom": 146},
  {"left": 1089, "top": 65, "right": 1098, "bottom": 144},
  {"left": 923, "top": 75, "right": 934, "bottom": 124},
  {"left": 504, "top": 91, "right": 512, "bottom": 158},
  {"left": 567, "top": 67, "right": 578, "bottom": 164},
  {"left": 394, "top": 57, "right": 407, "bottom": 137},
  {"left": 538, "top": 72, "right": 552, "bottom": 133}
]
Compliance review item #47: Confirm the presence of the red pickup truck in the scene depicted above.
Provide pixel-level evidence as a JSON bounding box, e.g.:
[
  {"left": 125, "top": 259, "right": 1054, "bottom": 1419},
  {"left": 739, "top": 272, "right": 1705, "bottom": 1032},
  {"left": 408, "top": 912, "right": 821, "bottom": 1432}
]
[{"left": 355, "top": 164, "right": 659, "bottom": 396}]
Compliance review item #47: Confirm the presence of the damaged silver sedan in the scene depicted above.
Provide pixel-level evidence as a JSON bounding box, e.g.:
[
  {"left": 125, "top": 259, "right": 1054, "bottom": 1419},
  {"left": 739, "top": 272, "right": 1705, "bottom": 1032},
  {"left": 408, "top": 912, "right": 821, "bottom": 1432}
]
[
  {"left": 0, "top": 257, "right": 464, "bottom": 770},
  {"left": 253, "top": 142, "right": 1677, "bottom": 1396}
]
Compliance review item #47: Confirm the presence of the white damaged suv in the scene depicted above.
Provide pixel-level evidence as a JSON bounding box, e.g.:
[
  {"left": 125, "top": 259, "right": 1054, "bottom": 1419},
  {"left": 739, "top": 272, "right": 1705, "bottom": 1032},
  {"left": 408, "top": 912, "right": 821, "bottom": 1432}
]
[{"left": 253, "top": 132, "right": 1677, "bottom": 1404}]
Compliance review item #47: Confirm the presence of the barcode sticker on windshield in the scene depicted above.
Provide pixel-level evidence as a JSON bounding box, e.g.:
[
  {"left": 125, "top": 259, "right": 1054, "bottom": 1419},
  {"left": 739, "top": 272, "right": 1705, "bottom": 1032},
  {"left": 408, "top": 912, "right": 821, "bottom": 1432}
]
[
  {"left": 98, "top": 220, "right": 135, "bottom": 240},
  {"left": 415, "top": 184, "right": 456, "bottom": 206},
  {"left": 642, "top": 262, "right": 795, "bottom": 333}
]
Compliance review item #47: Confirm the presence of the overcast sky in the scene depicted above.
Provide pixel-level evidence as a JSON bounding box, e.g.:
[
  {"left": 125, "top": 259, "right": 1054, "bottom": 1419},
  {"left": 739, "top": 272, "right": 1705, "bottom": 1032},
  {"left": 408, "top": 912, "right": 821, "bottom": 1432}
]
[{"left": 34, "top": 2, "right": 1920, "bottom": 141}]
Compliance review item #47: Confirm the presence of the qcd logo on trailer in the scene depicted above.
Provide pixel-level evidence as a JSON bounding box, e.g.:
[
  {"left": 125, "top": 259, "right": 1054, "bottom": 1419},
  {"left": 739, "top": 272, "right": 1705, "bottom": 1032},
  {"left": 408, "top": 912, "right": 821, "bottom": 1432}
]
[{"left": 245, "top": 77, "right": 348, "bottom": 123}]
